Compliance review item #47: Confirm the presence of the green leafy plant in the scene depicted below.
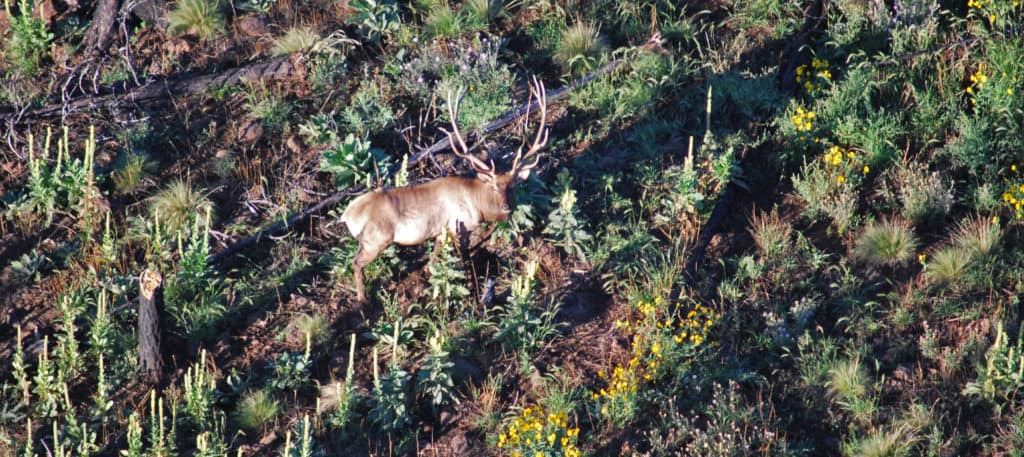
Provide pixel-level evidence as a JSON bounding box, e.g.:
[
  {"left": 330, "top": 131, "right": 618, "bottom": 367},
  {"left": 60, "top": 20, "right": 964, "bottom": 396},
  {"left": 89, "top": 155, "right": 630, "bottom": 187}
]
[
  {"left": 164, "top": 211, "right": 225, "bottom": 341},
  {"left": 964, "top": 322, "right": 1024, "bottom": 402},
  {"left": 416, "top": 331, "right": 459, "bottom": 414},
  {"left": 267, "top": 343, "right": 312, "bottom": 393},
  {"left": 183, "top": 350, "right": 218, "bottom": 431},
  {"left": 368, "top": 347, "right": 412, "bottom": 433},
  {"left": 347, "top": 0, "right": 401, "bottom": 43},
  {"left": 543, "top": 170, "right": 591, "bottom": 262},
  {"left": 493, "top": 260, "right": 562, "bottom": 369},
  {"left": 427, "top": 230, "right": 471, "bottom": 322},
  {"left": 319, "top": 133, "right": 391, "bottom": 188},
  {"left": 3, "top": 0, "right": 53, "bottom": 75}
]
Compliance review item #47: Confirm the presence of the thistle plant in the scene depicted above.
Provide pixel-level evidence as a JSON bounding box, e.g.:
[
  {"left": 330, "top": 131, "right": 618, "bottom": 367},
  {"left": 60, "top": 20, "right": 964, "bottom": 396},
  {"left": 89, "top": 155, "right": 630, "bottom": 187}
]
[
  {"left": 416, "top": 331, "right": 459, "bottom": 415},
  {"left": 493, "top": 260, "right": 562, "bottom": 369},
  {"left": 544, "top": 170, "right": 591, "bottom": 262},
  {"left": 183, "top": 350, "right": 218, "bottom": 431},
  {"left": 165, "top": 209, "right": 225, "bottom": 341},
  {"left": 368, "top": 347, "right": 412, "bottom": 433},
  {"left": 55, "top": 294, "right": 84, "bottom": 383},
  {"left": 427, "top": 230, "right": 471, "bottom": 321},
  {"left": 964, "top": 322, "right": 1024, "bottom": 402},
  {"left": 31, "top": 337, "right": 59, "bottom": 418}
]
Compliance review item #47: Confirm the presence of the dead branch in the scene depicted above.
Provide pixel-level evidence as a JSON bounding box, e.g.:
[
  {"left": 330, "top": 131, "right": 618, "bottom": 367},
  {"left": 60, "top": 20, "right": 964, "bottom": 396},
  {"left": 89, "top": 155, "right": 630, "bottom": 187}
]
[{"left": 11, "top": 54, "right": 307, "bottom": 123}]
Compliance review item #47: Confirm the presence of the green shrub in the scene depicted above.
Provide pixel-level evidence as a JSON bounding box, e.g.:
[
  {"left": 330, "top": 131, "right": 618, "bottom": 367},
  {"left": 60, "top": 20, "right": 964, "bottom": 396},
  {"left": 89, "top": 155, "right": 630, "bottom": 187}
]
[
  {"left": 922, "top": 246, "right": 971, "bottom": 285},
  {"left": 271, "top": 26, "right": 321, "bottom": 56},
  {"left": 3, "top": 0, "right": 53, "bottom": 75},
  {"left": 397, "top": 38, "right": 513, "bottom": 132},
  {"left": 894, "top": 163, "right": 953, "bottom": 225},
  {"left": 234, "top": 390, "right": 280, "bottom": 431},
  {"left": 953, "top": 216, "right": 1001, "bottom": 259},
  {"left": 553, "top": 21, "right": 607, "bottom": 76},
  {"left": 423, "top": 1, "right": 462, "bottom": 39},
  {"left": 340, "top": 80, "right": 395, "bottom": 136},
  {"left": 347, "top": 0, "right": 401, "bottom": 43},
  {"left": 166, "top": 0, "right": 224, "bottom": 40},
  {"left": 147, "top": 180, "right": 212, "bottom": 236},
  {"left": 319, "top": 134, "right": 390, "bottom": 188},
  {"left": 854, "top": 219, "right": 917, "bottom": 267}
]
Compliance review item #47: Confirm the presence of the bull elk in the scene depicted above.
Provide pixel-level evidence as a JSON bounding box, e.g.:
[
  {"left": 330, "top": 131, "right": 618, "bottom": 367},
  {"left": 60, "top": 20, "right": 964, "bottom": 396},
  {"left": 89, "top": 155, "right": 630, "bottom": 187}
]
[{"left": 340, "top": 77, "right": 549, "bottom": 304}]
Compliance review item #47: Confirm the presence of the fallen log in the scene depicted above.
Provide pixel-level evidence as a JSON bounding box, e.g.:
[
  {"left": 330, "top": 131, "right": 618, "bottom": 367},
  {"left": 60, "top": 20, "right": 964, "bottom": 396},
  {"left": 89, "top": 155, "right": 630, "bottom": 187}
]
[{"left": 8, "top": 54, "right": 307, "bottom": 121}]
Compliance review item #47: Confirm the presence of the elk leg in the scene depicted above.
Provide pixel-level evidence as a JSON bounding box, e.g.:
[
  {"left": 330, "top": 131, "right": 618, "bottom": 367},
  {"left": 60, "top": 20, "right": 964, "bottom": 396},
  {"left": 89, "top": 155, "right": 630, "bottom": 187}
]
[{"left": 352, "top": 240, "right": 384, "bottom": 305}]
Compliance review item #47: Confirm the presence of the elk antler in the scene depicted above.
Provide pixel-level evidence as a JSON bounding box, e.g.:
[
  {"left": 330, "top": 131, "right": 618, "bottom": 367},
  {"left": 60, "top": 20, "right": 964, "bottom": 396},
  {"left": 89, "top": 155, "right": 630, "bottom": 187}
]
[
  {"left": 511, "top": 76, "right": 548, "bottom": 176},
  {"left": 440, "top": 87, "right": 496, "bottom": 178}
]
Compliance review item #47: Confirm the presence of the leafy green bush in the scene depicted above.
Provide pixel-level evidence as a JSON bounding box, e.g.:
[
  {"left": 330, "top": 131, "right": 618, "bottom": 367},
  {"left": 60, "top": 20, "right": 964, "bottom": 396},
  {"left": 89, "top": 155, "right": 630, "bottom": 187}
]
[
  {"left": 347, "top": 0, "right": 401, "bottom": 43},
  {"left": 3, "top": 0, "right": 53, "bottom": 75},
  {"left": 319, "top": 134, "right": 391, "bottom": 188},
  {"left": 964, "top": 322, "right": 1024, "bottom": 402},
  {"left": 340, "top": 80, "right": 395, "bottom": 136},
  {"left": 398, "top": 37, "right": 513, "bottom": 133}
]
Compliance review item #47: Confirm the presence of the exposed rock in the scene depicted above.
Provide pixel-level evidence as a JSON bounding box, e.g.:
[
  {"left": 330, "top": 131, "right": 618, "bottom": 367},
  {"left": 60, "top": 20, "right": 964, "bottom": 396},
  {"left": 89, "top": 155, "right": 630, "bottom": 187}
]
[
  {"left": 236, "top": 14, "right": 271, "bottom": 38},
  {"left": 237, "top": 118, "right": 264, "bottom": 144}
]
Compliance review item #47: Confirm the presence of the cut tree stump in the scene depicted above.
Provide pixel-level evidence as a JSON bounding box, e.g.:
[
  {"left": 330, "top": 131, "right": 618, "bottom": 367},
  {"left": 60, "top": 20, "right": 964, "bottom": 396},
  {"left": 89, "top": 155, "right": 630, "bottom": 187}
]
[{"left": 138, "top": 268, "right": 164, "bottom": 383}]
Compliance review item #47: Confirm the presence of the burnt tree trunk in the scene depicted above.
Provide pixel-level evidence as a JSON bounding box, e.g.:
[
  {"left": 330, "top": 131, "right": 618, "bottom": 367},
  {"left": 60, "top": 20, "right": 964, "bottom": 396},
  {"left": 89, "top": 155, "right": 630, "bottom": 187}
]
[{"left": 138, "top": 268, "right": 164, "bottom": 383}]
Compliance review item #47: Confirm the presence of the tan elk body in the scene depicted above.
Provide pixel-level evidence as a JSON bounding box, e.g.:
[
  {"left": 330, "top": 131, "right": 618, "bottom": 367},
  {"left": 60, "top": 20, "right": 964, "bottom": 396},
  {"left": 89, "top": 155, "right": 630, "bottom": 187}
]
[{"left": 340, "top": 78, "right": 549, "bottom": 304}]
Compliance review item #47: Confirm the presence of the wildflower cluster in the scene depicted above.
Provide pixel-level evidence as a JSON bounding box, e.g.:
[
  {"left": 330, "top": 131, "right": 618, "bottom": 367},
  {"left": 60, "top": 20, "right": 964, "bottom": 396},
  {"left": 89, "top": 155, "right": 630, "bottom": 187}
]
[
  {"left": 822, "top": 145, "right": 869, "bottom": 185},
  {"left": 496, "top": 405, "right": 581, "bottom": 457},
  {"left": 966, "top": 63, "right": 988, "bottom": 105},
  {"left": 594, "top": 297, "right": 718, "bottom": 424},
  {"left": 967, "top": 0, "right": 1021, "bottom": 25},
  {"left": 791, "top": 107, "right": 815, "bottom": 137},
  {"left": 795, "top": 58, "right": 832, "bottom": 95},
  {"left": 1001, "top": 164, "right": 1024, "bottom": 220}
]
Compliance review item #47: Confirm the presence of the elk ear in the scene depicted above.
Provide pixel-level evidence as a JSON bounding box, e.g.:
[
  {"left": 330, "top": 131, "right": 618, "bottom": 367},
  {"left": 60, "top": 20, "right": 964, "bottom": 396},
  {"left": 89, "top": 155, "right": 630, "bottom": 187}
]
[
  {"left": 476, "top": 172, "right": 495, "bottom": 183},
  {"left": 516, "top": 167, "right": 532, "bottom": 181}
]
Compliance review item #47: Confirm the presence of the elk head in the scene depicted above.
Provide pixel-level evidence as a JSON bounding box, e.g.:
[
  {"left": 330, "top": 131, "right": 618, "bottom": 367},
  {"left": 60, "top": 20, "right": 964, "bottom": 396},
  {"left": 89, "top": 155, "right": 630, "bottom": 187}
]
[{"left": 440, "top": 76, "right": 548, "bottom": 220}]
